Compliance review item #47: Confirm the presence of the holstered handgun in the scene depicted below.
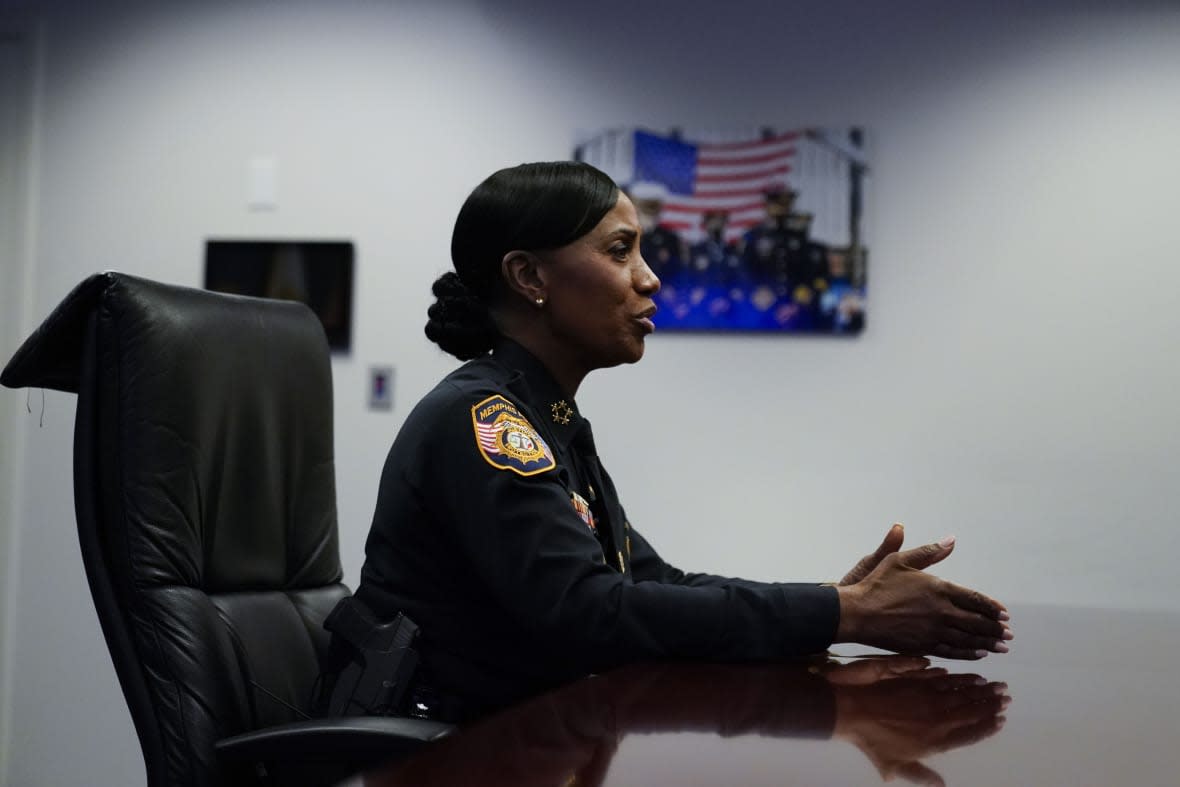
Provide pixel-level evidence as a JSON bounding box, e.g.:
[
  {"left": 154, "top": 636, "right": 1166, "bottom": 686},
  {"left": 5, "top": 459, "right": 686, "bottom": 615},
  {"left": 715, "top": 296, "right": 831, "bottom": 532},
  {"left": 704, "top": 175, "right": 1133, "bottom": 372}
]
[{"left": 321, "top": 596, "right": 419, "bottom": 717}]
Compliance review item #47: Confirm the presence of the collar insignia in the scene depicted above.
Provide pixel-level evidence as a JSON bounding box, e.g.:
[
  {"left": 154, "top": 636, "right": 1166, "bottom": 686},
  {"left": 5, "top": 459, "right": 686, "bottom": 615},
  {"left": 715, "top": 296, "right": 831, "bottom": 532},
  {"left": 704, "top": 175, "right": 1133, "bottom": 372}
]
[{"left": 551, "top": 399, "right": 574, "bottom": 425}]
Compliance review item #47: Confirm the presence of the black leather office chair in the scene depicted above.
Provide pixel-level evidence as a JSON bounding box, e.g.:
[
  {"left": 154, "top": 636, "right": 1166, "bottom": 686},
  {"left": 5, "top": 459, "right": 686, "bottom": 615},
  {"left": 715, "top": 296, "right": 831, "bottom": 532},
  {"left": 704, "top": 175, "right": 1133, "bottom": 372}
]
[{"left": 1, "top": 272, "right": 450, "bottom": 787}]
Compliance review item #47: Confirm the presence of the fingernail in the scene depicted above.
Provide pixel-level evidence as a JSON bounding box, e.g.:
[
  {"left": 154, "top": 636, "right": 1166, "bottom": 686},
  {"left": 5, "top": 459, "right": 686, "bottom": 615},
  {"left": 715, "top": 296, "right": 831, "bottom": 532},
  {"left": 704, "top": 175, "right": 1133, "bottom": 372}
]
[
  {"left": 974, "top": 649, "right": 987, "bottom": 658},
  {"left": 938, "top": 535, "right": 956, "bottom": 548},
  {"left": 999, "top": 611, "right": 1011, "bottom": 621},
  {"left": 1002, "top": 629, "right": 1014, "bottom": 640},
  {"left": 993, "top": 642, "right": 1009, "bottom": 653}
]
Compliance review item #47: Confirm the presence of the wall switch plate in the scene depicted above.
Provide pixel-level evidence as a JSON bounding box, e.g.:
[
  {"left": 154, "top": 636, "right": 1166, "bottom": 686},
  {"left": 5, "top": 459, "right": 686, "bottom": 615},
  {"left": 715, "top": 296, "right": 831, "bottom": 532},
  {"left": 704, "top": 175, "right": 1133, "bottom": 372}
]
[
  {"left": 247, "top": 156, "right": 278, "bottom": 211},
  {"left": 369, "top": 365, "right": 394, "bottom": 411}
]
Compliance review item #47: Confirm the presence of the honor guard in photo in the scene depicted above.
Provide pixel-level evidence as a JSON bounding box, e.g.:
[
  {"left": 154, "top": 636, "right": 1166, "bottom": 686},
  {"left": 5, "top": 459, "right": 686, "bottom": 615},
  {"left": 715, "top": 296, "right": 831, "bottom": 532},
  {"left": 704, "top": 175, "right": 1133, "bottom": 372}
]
[
  {"left": 743, "top": 185, "right": 801, "bottom": 289},
  {"left": 630, "top": 181, "right": 686, "bottom": 282}
]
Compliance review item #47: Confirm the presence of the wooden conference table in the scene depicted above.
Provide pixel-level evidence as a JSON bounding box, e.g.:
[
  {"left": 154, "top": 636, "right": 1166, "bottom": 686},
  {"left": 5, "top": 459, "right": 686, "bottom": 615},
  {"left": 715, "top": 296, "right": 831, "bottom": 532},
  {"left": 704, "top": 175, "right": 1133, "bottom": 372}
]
[{"left": 352, "top": 605, "right": 1180, "bottom": 786}]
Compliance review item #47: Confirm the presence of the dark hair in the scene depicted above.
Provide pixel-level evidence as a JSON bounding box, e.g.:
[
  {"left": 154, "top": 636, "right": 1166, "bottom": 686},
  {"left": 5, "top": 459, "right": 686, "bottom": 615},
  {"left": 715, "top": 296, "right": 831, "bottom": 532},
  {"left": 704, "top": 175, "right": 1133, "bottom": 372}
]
[{"left": 425, "top": 161, "right": 619, "bottom": 359}]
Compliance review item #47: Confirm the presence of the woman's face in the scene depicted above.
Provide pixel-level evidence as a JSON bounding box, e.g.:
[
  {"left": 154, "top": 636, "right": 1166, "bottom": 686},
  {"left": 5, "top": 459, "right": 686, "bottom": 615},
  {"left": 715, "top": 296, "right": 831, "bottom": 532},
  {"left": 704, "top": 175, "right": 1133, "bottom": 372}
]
[{"left": 536, "top": 192, "right": 661, "bottom": 371}]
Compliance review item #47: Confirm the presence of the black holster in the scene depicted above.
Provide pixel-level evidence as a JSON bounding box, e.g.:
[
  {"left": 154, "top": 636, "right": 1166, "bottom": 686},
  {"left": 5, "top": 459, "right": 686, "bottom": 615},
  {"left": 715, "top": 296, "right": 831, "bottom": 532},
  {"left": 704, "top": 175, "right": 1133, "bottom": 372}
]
[{"left": 319, "top": 596, "right": 420, "bottom": 717}]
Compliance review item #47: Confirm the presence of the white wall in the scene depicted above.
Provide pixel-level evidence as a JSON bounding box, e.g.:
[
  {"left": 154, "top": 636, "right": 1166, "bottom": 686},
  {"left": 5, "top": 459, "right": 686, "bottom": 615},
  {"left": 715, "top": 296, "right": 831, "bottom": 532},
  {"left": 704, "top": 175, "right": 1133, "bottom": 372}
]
[
  {"left": 0, "top": 18, "right": 40, "bottom": 787},
  {"left": 2, "top": 0, "right": 1178, "bottom": 784}
]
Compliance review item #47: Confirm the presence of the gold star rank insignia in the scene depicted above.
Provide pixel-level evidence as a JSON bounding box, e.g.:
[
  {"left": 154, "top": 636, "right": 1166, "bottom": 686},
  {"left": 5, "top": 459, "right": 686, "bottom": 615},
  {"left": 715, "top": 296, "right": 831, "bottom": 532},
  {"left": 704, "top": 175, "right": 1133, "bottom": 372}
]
[{"left": 551, "top": 399, "right": 573, "bottom": 425}]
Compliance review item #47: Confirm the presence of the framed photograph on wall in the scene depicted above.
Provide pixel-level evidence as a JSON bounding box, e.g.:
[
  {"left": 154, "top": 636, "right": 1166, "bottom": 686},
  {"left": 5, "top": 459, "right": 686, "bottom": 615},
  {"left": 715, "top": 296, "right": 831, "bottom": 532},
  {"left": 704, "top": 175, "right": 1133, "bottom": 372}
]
[
  {"left": 204, "top": 239, "right": 355, "bottom": 353},
  {"left": 574, "top": 127, "right": 868, "bottom": 335}
]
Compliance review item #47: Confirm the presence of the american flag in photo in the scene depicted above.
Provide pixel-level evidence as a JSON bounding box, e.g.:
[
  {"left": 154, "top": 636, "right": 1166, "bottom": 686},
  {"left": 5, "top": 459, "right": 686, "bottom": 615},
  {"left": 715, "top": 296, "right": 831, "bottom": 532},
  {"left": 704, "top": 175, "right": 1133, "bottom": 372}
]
[
  {"left": 575, "top": 127, "right": 862, "bottom": 248},
  {"left": 632, "top": 129, "right": 798, "bottom": 242},
  {"left": 575, "top": 128, "right": 800, "bottom": 243}
]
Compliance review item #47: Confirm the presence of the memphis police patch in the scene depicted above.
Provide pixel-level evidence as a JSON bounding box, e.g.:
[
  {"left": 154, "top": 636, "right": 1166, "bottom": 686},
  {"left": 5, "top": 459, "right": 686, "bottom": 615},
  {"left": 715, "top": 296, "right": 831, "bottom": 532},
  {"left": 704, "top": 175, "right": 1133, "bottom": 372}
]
[{"left": 471, "top": 394, "right": 556, "bottom": 476}]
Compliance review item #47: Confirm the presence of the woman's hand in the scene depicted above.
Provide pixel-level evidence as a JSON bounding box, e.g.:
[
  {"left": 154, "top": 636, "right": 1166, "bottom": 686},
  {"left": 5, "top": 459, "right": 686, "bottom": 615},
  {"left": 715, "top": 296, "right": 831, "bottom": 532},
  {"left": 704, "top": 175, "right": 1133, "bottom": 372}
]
[
  {"left": 835, "top": 536, "right": 1013, "bottom": 660},
  {"left": 828, "top": 657, "right": 1010, "bottom": 787},
  {"left": 839, "top": 523, "right": 906, "bottom": 586}
]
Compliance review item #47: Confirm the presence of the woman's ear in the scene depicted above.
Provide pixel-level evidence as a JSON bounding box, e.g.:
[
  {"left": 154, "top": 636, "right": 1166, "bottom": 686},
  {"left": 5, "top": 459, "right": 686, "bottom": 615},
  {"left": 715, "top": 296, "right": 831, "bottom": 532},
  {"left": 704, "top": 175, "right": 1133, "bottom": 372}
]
[{"left": 501, "top": 250, "right": 546, "bottom": 305}]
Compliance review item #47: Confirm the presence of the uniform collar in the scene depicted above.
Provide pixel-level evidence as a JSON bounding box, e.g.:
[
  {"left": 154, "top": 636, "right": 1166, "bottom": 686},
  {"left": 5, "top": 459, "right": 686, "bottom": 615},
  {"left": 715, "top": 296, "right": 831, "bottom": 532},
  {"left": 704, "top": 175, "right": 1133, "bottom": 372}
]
[{"left": 493, "top": 339, "right": 585, "bottom": 449}]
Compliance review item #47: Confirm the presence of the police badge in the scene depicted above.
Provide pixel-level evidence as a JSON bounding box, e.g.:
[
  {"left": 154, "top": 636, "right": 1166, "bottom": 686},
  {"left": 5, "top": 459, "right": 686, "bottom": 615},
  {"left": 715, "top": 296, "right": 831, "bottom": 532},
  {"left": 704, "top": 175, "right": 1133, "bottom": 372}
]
[{"left": 471, "top": 394, "right": 556, "bottom": 476}]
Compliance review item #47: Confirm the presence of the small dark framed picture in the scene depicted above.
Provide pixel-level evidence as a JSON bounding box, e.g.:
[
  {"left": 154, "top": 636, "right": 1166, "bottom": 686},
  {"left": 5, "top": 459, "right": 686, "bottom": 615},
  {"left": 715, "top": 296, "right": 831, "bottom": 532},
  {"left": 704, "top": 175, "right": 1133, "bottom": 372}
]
[{"left": 205, "top": 239, "right": 355, "bottom": 352}]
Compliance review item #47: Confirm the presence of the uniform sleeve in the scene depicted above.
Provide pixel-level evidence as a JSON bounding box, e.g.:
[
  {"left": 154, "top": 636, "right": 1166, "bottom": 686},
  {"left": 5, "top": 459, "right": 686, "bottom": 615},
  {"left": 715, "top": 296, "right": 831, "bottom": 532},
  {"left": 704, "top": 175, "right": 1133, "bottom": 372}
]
[
  {"left": 627, "top": 520, "right": 826, "bottom": 592},
  {"left": 419, "top": 385, "right": 839, "bottom": 670}
]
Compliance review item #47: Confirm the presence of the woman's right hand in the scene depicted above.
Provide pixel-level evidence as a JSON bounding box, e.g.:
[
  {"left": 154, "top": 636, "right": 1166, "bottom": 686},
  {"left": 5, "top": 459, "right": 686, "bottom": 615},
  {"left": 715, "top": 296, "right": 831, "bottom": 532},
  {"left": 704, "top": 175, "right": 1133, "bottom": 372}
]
[{"left": 835, "top": 536, "right": 1013, "bottom": 659}]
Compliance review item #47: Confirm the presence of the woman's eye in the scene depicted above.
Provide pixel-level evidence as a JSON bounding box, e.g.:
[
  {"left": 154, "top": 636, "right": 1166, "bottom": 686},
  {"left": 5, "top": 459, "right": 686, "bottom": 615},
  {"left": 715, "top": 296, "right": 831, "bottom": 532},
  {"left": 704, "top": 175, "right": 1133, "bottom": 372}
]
[{"left": 611, "top": 244, "right": 630, "bottom": 260}]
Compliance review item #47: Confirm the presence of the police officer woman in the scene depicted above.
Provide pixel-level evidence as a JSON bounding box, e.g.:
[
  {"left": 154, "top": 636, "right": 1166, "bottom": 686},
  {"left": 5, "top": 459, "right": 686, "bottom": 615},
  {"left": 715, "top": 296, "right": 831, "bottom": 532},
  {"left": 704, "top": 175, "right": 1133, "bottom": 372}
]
[{"left": 352, "top": 161, "right": 1012, "bottom": 719}]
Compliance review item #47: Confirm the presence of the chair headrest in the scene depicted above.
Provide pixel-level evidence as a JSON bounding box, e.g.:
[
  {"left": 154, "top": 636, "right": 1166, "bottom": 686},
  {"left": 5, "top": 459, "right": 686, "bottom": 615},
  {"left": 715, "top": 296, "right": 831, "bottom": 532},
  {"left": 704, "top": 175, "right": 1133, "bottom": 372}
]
[
  {"left": 6, "top": 271, "right": 342, "bottom": 589},
  {"left": 2, "top": 271, "right": 117, "bottom": 392}
]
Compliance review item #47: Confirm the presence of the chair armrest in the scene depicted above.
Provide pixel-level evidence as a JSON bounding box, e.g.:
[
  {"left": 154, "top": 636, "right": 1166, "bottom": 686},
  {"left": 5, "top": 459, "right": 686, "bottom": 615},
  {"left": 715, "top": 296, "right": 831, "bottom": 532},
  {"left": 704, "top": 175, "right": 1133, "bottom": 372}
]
[
  {"left": 217, "top": 715, "right": 453, "bottom": 761},
  {"left": 216, "top": 716, "right": 453, "bottom": 785}
]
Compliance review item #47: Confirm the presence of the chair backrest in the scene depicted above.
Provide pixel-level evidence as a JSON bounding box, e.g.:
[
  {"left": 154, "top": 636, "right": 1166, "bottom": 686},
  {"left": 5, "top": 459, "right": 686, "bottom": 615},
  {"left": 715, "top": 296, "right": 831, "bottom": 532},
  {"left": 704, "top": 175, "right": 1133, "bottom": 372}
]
[{"left": 2, "top": 272, "right": 350, "bottom": 787}]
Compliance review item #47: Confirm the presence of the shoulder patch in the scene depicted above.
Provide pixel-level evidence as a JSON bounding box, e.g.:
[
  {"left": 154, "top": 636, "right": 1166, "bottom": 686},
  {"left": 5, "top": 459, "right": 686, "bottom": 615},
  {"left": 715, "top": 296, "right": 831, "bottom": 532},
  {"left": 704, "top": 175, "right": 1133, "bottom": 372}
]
[{"left": 471, "top": 394, "right": 556, "bottom": 476}]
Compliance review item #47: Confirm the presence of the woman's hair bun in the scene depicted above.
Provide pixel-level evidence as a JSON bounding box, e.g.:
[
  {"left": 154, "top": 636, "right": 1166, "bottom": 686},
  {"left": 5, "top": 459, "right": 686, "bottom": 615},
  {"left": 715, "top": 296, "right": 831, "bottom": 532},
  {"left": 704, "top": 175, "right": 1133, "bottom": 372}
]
[
  {"left": 424, "top": 271, "right": 498, "bottom": 360},
  {"left": 427, "top": 162, "right": 618, "bottom": 361}
]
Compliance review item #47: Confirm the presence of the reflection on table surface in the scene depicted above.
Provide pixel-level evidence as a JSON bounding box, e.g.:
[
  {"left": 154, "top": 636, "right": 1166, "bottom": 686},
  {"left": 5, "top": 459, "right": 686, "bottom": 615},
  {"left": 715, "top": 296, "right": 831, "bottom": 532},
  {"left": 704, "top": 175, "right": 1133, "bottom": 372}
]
[{"left": 358, "top": 605, "right": 1180, "bottom": 786}]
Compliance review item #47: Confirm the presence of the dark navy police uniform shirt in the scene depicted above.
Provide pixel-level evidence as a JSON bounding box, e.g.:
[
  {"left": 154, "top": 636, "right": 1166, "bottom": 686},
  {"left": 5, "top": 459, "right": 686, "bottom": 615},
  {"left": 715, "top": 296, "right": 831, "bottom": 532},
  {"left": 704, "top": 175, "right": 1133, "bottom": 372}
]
[{"left": 354, "top": 339, "right": 839, "bottom": 716}]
